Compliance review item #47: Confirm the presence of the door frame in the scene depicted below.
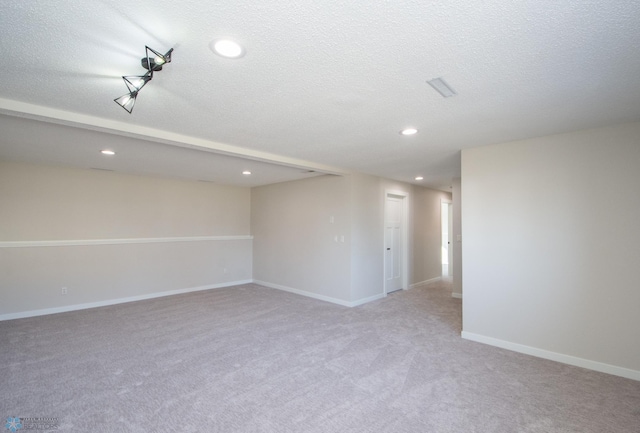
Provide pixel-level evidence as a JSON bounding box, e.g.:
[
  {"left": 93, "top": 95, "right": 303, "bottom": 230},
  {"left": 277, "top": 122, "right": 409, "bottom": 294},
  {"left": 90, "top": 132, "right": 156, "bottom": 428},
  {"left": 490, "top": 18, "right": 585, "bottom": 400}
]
[{"left": 384, "top": 189, "right": 409, "bottom": 295}]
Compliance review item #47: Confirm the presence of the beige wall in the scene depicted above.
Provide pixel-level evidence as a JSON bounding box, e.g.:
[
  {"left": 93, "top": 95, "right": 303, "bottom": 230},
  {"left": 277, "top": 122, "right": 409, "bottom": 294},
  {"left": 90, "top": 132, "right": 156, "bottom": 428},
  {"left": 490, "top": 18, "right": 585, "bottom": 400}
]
[
  {"left": 251, "top": 175, "right": 352, "bottom": 303},
  {"left": 349, "top": 173, "right": 384, "bottom": 301},
  {"left": 2, "top": 160, "right": 451, "bottom": 317},
  {"left": 0, "top": 162, "right": 249, "bottom": 240},
  {"left": 251, "top": 173, "right": 450, "bottom": 305},
  {"left": 0, "top": 162, "right": 252, "bottom": 318},
  {"left": 461, "top": 121, "right": 640, "bottom": 379}
]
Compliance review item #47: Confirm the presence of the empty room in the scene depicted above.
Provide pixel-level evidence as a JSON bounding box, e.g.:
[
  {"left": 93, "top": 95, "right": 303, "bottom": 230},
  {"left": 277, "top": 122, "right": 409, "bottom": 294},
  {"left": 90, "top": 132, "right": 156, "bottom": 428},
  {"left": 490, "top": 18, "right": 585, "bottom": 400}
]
[{"left": 1, "top": 1, "right": 639, "bottom": 432}]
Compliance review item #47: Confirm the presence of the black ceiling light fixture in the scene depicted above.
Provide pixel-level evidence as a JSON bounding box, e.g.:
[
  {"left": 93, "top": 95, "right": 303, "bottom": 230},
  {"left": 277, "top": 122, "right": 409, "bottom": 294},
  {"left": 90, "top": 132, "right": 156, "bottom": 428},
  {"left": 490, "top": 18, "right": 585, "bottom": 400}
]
[{"left": 114, "top": 46, "right": 174, "bottom": 113}]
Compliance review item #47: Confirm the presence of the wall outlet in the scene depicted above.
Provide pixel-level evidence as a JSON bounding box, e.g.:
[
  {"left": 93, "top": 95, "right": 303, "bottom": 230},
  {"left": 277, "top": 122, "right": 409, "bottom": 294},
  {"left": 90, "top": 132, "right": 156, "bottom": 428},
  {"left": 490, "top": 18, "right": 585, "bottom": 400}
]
[{"left": 61, "top": 287, "right": 68, "bottom": 295}]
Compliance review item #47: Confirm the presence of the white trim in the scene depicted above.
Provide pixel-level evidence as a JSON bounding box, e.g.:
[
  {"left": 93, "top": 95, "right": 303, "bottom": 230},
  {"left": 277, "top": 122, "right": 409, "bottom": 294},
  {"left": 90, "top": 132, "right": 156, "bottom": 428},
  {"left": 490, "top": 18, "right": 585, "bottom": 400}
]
[
  {"left": 452, "top": 292, "right": 463, "bottom": 299},
  {"left": 0, "top": 235, "right": 253, "bottom": 248},
  {"left": 461, "top": 331, "right": 640, "bottom": 382},
  {"left": 0, "top": 280, "right": 253, "bottom": 321},
  {"left": 252, "top": 280, "right": 385, "bottom": 308},
  {"left": 350, "top": 293, "right": 386, "bottom": 307},
  {"left": 253, "top": 280, "right": 351, "bottom": 307},
  {"left": 409, "top": 276, "right": 442, "bottom": 289}
]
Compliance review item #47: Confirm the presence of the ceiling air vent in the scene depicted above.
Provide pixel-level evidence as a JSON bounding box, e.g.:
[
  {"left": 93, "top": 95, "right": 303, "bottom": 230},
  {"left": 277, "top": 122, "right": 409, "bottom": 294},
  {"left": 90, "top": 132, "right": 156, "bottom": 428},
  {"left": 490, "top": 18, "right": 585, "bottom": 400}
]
[{"left": 427, "top": 77, "right": 457, "bottom": 98}]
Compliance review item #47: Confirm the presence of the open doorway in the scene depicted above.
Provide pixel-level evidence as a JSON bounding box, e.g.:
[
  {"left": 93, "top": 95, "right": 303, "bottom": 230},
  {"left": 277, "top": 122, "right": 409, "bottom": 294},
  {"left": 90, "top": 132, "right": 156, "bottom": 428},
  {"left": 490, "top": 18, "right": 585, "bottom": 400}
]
[{"left": 441, "top": 200, "right": 453, "bottom": 277}]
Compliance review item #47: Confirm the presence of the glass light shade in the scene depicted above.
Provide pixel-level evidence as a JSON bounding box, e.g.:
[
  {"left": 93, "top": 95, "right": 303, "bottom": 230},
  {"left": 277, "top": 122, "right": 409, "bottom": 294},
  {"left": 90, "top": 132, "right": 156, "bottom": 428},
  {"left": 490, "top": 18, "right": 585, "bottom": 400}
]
[
  {"left": 114, "top": 92, "right": 137, "bottom": 113},
  {"left": 144, "top": 46, "right": 173, "bottom": 71},
  {"left": 123, "top": 73, "right": 152, "bottom": 93}
]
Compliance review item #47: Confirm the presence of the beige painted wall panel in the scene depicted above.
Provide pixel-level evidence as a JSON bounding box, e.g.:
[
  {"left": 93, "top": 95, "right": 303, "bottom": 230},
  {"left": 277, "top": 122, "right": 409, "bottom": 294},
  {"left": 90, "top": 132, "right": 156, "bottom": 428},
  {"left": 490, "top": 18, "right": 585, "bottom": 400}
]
[
  {"left": 1, "top": 240, "right": 252, "bottom": 315},
  {"left": 349, "top": 173, "right": 384, "bottom": 300},
  {"left": 251, "top": 175, "right": 352, "bottom": 301},
  {"left": 0, "top": 162, "right": 250, "bottom": 240},
  {"left": 0, "top": 162, "right": 252, "bottom": 316},
  {"left": 462, "top": 121, "right": 640, "bottom": 371}
]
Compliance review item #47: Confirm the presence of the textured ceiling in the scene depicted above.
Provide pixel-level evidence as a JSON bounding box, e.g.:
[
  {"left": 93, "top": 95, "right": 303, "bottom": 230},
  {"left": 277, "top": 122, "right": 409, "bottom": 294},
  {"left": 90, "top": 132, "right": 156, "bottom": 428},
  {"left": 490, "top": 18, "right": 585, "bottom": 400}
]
[{"left": 1, "top": 0, "right": 639, "bottom": 190}]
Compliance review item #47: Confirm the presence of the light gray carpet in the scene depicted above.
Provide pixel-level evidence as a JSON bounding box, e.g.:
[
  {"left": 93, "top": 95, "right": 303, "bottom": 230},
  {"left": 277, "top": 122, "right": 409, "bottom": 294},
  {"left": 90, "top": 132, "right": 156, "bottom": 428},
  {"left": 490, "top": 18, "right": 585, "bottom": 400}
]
[{"left": 1, "top": 280, "right": 639, "bottom": 432}]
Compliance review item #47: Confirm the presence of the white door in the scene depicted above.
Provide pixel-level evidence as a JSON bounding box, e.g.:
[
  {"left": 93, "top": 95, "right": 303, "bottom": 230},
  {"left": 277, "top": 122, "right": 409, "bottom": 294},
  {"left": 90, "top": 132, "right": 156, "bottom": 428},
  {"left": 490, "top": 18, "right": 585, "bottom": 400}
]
[
  {"left": 447, "top": 203, "right": 453, "bottom": 276},
  {"left": 441, "top": 201, "right": 453, "bottom": 277},
  {"left": 385, "top": 195, "right": 404, "bottom": 293}
]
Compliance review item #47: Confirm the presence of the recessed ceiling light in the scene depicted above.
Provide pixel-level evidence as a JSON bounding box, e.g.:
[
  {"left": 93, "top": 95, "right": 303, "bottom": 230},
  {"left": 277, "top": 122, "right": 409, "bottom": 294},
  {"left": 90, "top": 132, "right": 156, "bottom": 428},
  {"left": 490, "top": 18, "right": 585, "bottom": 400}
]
[
  {"left": 242, "top": 171, "right": 252, "bottom": 175},
  {"left": 101, "top": 150, "right": 115, "bottom": 155},
  {"left": 400, "top": 128, "right": 418, "bottom": 136},
  {"left": 210, "top": 39, "right": 245, "bottom": 58},
  {"left": 415, "top": 176, "right": 424, "bottom": 181}
]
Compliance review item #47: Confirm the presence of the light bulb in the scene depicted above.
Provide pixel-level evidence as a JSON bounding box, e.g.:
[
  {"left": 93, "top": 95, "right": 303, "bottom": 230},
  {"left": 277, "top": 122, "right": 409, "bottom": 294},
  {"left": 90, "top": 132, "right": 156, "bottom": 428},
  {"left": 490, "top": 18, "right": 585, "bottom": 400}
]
[{"left": 400, "top": 128, "right": 418, "bottom": 136}]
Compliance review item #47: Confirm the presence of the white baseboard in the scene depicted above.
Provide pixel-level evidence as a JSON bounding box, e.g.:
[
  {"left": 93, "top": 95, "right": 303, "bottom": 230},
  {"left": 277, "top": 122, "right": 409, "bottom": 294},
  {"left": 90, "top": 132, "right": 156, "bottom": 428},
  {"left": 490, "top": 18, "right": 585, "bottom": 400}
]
[
  {"left": 252, "top": 280, "right": 384, "bottom": 308},
  {"left": 350, "top": 292, "right": 386, "bottom": 307},
  {"left": 409, "top": 276, "right": 442, "bottom": 289},
  {"left": 0, "top": 280, "right": 253, "bottom": 321},
  {"left": 461, "top": 331, "right": 640, "bottom": 382},
  {"left": 452, "top": 292, "right": 462, "bottom": 299}
]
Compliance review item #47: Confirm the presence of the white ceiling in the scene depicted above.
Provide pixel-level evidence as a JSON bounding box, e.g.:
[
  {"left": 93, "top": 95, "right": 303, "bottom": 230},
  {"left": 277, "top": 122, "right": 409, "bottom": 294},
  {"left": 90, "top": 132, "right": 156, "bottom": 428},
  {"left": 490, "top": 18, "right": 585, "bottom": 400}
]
[{"left": 1, "top": 0, "right": 640, "bottom": 190}]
